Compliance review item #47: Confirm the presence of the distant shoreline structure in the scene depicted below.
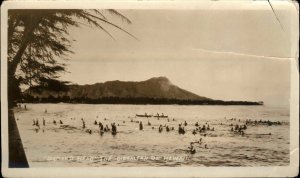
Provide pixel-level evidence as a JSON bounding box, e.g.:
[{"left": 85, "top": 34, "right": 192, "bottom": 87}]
[{"left": 21, "top": 96, "right": 263, "bottom": 106}]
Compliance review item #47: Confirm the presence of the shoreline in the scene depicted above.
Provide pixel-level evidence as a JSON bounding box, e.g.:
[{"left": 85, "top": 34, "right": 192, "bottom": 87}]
[{"left": 19, "top": 100, "right": 263, "bottom": 106}]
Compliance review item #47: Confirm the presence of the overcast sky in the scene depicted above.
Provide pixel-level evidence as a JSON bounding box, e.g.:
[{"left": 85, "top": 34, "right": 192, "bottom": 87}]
[{"left": 59, "top": 1, "right": 294, "bottom": 107}]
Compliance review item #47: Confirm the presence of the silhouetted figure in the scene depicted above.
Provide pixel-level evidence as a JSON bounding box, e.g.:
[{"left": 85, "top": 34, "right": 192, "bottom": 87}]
[
  {"left": 182, "top": 127, "right": 186, "bottom": 134},
  {"left": 241, "top": 131, "right": 245, "bottom": 136},
  {"left": 60, "top": 120, "right": 63, "bottom": 124},
  {"left": 235, "top": 124, "right": 239, "bottom": 130},
  {"left": 178, "top": 124, "right": 185, "bottom": 134},
  {"left": 192, "top": 130, "right": 197, "bottom": 135},
  {"left": 166, "top": 126, "right": 170, "bottom": 132},
  {"left": 184, "top": 121, "right": 187, "bottom": 126},
  {"left": 188, "top": 143, "right": 196, "bottom": 154},
  {"left": 159, "top": 125, "right": 163, "bottom": 133},
  {"left": 111, "top": 123, "right": 117, "bottom": 135},
  {"left": 53, "top": 120, "right": 57, "bottom": 125},
  {"left": 238, "top": 127, "right": 242, "bottom": 133},
  {"left": 43, "top": 118, "right": 45, "bottom": 126},
  {"left": 100, "top": 130, "right": 104, "bottom": 136},
  {"left": 99, "top": 123, "right": 104, "bottom": 135},
  {"left": 148, "top": 120, "right": 151, "bottom": 126},
  {"left": 195, "top": 122, "right": 199, "bottom": 127},
  {"left": 178, "top": 124, "right": 182, "bottom": 133},
  {"left": 36, "top": 122, "right": 40, "bottom": 129},
  {"left": 99, "top": 122, "right": 104, "bottom": 130},
  {"left": 94, "top": 120, "right": 97, "bottom": 125},
  {"left": 139, "top": 121, "right": 143, "bottom": 130}
]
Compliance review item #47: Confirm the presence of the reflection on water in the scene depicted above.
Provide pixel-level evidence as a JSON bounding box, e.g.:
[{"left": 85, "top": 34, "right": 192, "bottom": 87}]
[{"left": 15, "top": 104, "right": 289, "bottom": 167}]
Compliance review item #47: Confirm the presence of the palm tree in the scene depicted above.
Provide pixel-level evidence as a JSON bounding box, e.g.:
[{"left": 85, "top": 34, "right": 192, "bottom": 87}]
[{"left": 8, "top": 9, "right": 137, "bottom": 107}]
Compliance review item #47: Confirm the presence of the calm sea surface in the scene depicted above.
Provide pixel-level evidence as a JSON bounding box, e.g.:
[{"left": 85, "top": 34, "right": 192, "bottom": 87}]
[{"left": 14, "top": 104, "right": 290, "bottom": 167}]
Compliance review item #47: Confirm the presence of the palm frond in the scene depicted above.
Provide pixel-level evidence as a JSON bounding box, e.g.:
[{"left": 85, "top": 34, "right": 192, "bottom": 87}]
[
  {"left": 84, "top": 12, "right": 138, "bottom": 40},
  {"left": 107, "top": 9, "right": 132, "bottom": 24}
]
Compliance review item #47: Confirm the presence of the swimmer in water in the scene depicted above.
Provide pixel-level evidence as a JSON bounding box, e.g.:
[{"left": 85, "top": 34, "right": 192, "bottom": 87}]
[
  {"left": 139, "top": 121, "right": 143, "bottom": 130},
  {"left": 188, "top": 143, "right": 196, "bottom": 154}
]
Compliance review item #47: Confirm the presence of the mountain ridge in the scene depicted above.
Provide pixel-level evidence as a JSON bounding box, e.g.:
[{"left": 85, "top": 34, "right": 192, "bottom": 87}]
[
  {"left": 23, "top": 77, "right": 263, "bottom": 105},
  {"left": 25, "top": 77, "right": 211, "bottom": 101}
]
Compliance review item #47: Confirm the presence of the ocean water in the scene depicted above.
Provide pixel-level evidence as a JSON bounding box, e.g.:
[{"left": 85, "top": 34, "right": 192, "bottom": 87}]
[{"left": 14, "top": 103, "right": 290, "bottom": 167}]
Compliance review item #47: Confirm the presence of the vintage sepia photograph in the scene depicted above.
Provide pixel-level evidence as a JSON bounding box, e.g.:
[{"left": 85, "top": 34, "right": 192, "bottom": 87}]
[{"left": 1, "top": 0, "right": 299, "bottom": 177}]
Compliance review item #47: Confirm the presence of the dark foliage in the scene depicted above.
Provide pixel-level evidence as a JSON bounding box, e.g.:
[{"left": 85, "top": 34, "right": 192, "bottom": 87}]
[
  {"left": 8, "top": 9, "right": 135, "bottom": 107},
  {"left": 22, "top": 95, "right": 262, "bottom": 105}
]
